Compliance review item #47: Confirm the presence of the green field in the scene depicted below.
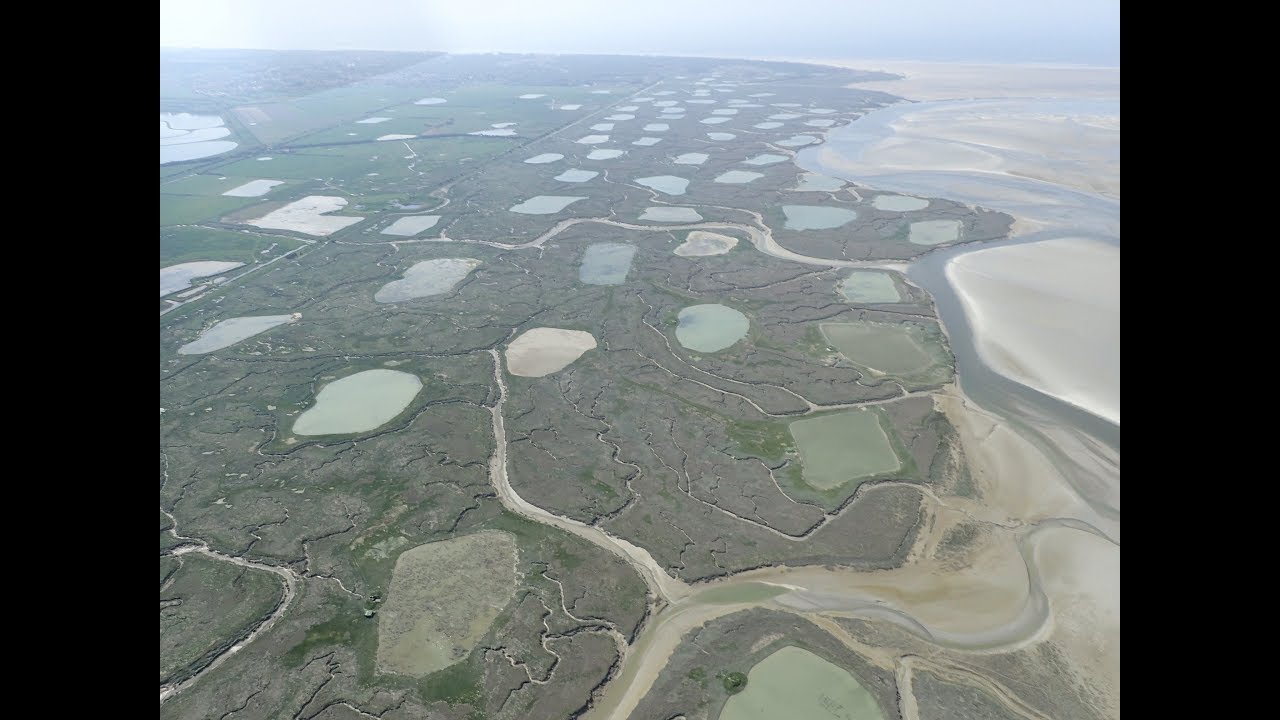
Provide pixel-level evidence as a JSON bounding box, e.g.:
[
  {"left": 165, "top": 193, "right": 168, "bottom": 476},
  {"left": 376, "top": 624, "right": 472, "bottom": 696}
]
[
  {"left": 160, "top": 194, "right": 262, "bottom": 226},
  {"left": 161, "top": 227, "right": 305, "bottom": 267},
  {"left": 720, "top": 646, "right": 886, "bottom": 720},
  {"left": 788, "top": 410, "right": 901, "bottom": 490}
]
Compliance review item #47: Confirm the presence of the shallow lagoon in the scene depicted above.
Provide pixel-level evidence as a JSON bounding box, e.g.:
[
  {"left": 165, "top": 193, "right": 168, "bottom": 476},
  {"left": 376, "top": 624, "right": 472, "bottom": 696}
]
[
  {"left": 178, "top": 315, "right": 295, "bottom": 354},
  {"left": 676, "top": 304, "right": 749, "bottom": 353},
  {"left": 782, "top": 205, "right": 858, "bottom": 230},
  {"left": 837, "top": 271, "right": 902, "bottom": 303},
  {"left": 509, "top": 196, "right": 586, "bottom": 214},
  {"left": 635, "top": 175, "right": 689, "bottom": 195},
  {"left": 375, "top": 258, "right": 480, "bottom": 302},
  {"left": 788, "top": 411, "right": 901, "bottom": 490},
  {"left": 579, "top": 243, "right": 637, "bottom": 285},
  {"left": 714, "top": 171, "right": 763, "bottom": 184},
  {"left": 293, "top": 369, "right": 423, "bottom": 436},
  {"left": 909, "top": 219, "right": 961, "bottom": 245},
  {"left": 639, "top": 207, "right": 703, "bottom": 223}
]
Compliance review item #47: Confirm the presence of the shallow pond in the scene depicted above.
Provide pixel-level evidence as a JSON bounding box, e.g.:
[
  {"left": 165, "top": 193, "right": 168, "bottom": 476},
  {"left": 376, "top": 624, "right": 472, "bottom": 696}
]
[
  {"left": 837, "top": 271, "right": 901, "bottom": 303},
  {"left": 635, "top": 175, "right": 689, "bottom": 195},
  {"left": 576, "top": 134, "right": 609, "bottom": 144},
  {"left": 633, "top": 137, "right": 662, "bottom": 146},
  {"left": 753, "top": 121, "right": 784, "bottom": 130},
  {"left": 676, "top": 304, "right": 749, "bottom": 353},
  {"left": 721, "top": 646, "right": 886, "bottom": 720},
  {"left": 776, "top": 135, "right": 819, "bottom": 147},
  {"left": 782, "top": 205, "right": 858, "bottom": 230},
  {"left": 579, "top": 243, "right": 637, "bottom": 285},
  {"left": 706, "top": 132, "right": 736, "bottom": 140},
  {"left": 555, "top": 169, "right": 599, "bottom": 182},
  {"left": 820, "top": 321, "right": 934, "bottom": 375},
  {"left": 292, "top": 369, "right": 423, "bottom": 436},
  {"left": 639, "top": 207, "right": 703, "bottom": 222},
  {"left": 714, "top": 171, "right": 763, "bottom": 184},
  {"left": 414, "top": 97, "right": 446, "bottom": 105},
  {"left": 788, "top": 410, "right": 901, "bottom": 490},
  {"left": 506, "top": 328, "right": 597, "bottom": 377},
  {"left": 674, "top": 153, "right": 709, "bottom": 165},
  {"left": 524, "top": 153, "right": 564, "bottom": 164},
  {"left": 700, "top": 117, "right": 732, "bottom": 124},
  {"left": 178, "top": 315, "right": 295, "bottom": 354},
  {"left": 222, "top": 179, "right": 283, "bottom": 197},
  {"left": 509, "top": 196, "right": 586, "bottom": 214},
  {"left": 909, "top": 219, "right": 961, "bottom": 245},
  {"left": 742, "top": 154, "right": 789, "bottom": 166},
  {"left": 643, "top": 123, "right": 669, "bottom": 132},
  {"left": 160, "top": 261, "right": 243, "bottom": 297},
  {"left": 805, "top": 118, "right": 836, "bottom": 128},
  {"left": 675, "top": 231, "right": 738, "bottom": 256},
  {"left": 791, "top": 173, "right": 845, "bottom": 192},
  {"left": 872, "top": 195, "right": 930, "bottom": 211},
  {"left": 381, "top": 215, "right": 441, "bottom": 236},
  {"left": 587, "top": 149, "right": 626, "bottom": 160},
  {"left": 375, "top": 258, "right": 480, "bottom": 302}
]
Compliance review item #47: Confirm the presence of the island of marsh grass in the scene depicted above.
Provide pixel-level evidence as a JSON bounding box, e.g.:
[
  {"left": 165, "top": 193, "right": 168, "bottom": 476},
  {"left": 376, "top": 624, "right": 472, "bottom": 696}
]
[
  {"left": 160, "top": 226, "right": 305, "bottom": 267},
  {"left": 820, "top": 320, "right": 954, "bottom": 388},
  {"left": 160, "top": 553, "right": 284, "bottom": 685}
]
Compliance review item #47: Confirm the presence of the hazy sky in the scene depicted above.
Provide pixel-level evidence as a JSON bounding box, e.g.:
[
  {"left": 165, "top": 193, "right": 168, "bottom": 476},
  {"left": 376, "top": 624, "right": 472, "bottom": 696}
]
[{"left": 160, "top": 0, "right": 1119, "bottom": 66}]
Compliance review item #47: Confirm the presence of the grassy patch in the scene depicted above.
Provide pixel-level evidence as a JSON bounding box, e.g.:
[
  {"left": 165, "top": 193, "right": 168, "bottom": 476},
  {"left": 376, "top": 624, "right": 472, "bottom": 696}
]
[{"left": 161, "top": 226, "right": 304, "bottom": 267}]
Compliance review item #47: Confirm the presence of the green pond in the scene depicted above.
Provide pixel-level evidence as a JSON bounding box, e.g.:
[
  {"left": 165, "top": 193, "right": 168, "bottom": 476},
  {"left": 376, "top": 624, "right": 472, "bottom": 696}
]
[
  {"left": 788, "top": 410, "right": 901, "bottom": 490},
  {"left": 783, "top": 205, "right": 858, "bottom": 230},
  {"left": 676, "top": 304, "right": 749, "bottom": 353},
  {"left": 720, "top": 646, "right": 886, "bottom": 720},
  {"left": 580, "top": 243, "right": 637, "bottom": 285},
  {"left": 837, "top": 271, "right": 901, "bottom": 304},
  {"left": 292, "top": 369, "right": 423, "bottom": 436},
  {"left": 820, "top": 321, "right": 933, "bottom": 375},
  {"left": 908, "top": 219, "right": 961, "bottom": 245}
]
